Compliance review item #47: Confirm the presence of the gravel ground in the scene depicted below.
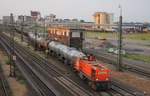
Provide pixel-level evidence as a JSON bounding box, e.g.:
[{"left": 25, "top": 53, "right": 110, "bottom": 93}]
[
  {"left": 111, "top": 71, "right": 150, "bottom": 95},
  {"left": 0, "top": 48, "right": 38, "bottom": 96}
]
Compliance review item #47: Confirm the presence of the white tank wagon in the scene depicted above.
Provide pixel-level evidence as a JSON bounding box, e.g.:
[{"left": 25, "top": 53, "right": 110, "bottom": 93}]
[
  {"left": 28, "top": 32, "right": 49, "bottom": 50},
  {"left": 48, "top": 41, "right": 86, "bottom": 64}
]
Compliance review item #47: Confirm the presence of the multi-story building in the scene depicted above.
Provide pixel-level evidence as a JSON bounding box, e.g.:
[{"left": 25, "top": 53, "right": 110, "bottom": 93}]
[
  {"left": 31, "top": 11, "right": 41, "bottom": 22},
  {"left": 0, "top": 19, "right": 3, "bottom": 24},
  {"left": 2, "top": 16, "right": 11, "bottom": 24},
  {"left": 45, "top": 14, "right": 56, "bottom": 25},
  {"left": 17, "top": 15, "right": 33, "bottom": 24},
  {"left": 93, "top": 12, "right": 113, "bottom": 29}
]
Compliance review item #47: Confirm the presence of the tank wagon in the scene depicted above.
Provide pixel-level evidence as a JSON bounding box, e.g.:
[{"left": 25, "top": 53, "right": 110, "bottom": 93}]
[
  {"left": 28, "top": 32, "right": 111, "bottom": 90},
  {"left": 28, "top": 32, "right": 49, "bottom": 50}
]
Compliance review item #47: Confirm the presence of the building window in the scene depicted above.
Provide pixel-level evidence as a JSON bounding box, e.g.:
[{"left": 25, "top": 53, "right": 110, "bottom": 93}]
[{"left": 66, "top": 32, "right": 69, "bottom": 36}]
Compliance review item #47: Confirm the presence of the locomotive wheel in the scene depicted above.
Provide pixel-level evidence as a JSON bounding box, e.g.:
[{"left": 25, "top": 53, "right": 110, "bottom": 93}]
[
  {"left": 88, "top": 81, "right": 92, "bottom": 87},
  {"left": 103, "top": 82, "right": 110, "bottom": 90},
  {"left": 97, "top": 82, "right": 110, "bottom": 90}
]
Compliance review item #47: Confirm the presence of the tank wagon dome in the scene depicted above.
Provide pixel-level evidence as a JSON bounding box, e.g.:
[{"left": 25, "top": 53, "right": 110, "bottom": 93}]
[
  {"left": 69, "top": 50, "right": 86, "bottom": 58},
  {"left": 57, "top": 45, "right": 68, "bottom": 53},
  {"left": 28, "top": 32, "right": 34, "bottom": 37},
  {"left": 48, "top": 41, "right": 58, "bottom": 46},
  {"left": 36, "top": 36, "right": 43, "bottom": 42}
]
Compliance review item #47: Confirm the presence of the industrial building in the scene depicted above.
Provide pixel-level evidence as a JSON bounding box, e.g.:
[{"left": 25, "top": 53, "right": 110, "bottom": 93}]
[{"left": 48, "top": 27, "right": 84, "bottom": 49}]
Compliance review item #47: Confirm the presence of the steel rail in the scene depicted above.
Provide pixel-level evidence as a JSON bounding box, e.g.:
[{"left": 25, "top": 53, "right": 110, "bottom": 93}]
[
  {"left": 0, "top": 65, "right": 10, "bottom": 96},
  {"left": 111, "top": 79, "right": 145, "bottom": 96},
  {"left": 0, "top": 33, "right": 93, "bottom": 96},
  {"left": 0, "top": 35, "right": 57, "bottom": 96},
  {"left": 1, "top": 32, "right": 145, "bottom": 96}
]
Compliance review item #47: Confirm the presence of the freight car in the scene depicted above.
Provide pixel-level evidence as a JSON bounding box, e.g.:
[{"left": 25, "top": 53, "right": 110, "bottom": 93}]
[
  {"left": 28, "top": 32, "right": 111, "bottom": 90},
  {"left": 48, "top": 27, "right": 84, "bottom": 50}
]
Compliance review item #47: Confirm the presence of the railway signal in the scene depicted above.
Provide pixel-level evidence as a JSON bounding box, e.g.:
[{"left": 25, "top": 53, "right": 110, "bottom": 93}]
[{"left": 9, "top": 13, "right": 16, "bottom": 77}]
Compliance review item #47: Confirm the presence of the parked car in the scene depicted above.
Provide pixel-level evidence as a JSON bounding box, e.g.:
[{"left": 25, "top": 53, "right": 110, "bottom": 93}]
[
  {"left": 114, "top": 49, "right": 126, "bottom": 55},
  {"left": 107, "top": 48, "right": 126, "bottom": 55},
  {"left": 107, "top": 48, "right": 115, "bottom": 53}
]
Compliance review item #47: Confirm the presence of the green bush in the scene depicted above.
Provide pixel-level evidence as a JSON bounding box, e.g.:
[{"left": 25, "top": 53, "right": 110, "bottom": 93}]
[
  {"left": 124, "top": 54, "right": 150, "bottom": 63},
  {"left": 5, "top": 59, "right": 11, "bottom": 65}
]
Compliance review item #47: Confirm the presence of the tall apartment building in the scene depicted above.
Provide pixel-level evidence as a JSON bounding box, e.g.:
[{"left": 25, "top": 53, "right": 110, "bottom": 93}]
[
  {"left": 93, "top": 12, "right": 113, "bottom": 29},
  {"left": 31, "top": 11, "right": 41, "bottom": 22}
]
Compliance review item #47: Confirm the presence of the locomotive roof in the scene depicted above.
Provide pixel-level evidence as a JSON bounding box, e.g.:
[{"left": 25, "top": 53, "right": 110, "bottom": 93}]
[{"left": 81, "top": 60, "right": 107, "bottom": 69}]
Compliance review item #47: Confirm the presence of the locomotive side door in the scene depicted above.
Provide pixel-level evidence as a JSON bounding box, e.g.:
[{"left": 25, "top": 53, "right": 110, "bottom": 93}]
[{"left": 91, "top": 68, "right": 96, "bottom": 81}]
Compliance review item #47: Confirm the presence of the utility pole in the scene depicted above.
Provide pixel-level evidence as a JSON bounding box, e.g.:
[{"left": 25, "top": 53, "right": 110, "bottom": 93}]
[
  {"left": 117, "top": 5, "right": 123, "bottom": 71},
  {"left": 44, "top": 19, "right": 48, "bottom": 65},
  {"left": 44, "top": 19, "right": 46, "bottom": 33},
  {"left": 10, "top": 13, "right": 16, "bottom": 77},
  {"left": 34, "top": 26, "right": 37, "bottom": 51},
  {"left": 21, "top": 15, "right": 24, "bottom": 42}
]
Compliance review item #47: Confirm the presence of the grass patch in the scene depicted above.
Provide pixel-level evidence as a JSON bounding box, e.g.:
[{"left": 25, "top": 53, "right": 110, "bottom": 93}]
[
  {"left": 5, "top": 59, "right": 11, "bottom": 65},
  {"left": 124, "top": 54, "right": 150, "bottom": 63},
  {"left": 18, "top": 79, "right": 27, "bottom": 85},
  {"left": 16, "top": 74, "right": 27, "bottom": 85},
  {"left": 85, "top": 31, "right": 117, "bottom": 39},
  {"left": 86, "top": 32, "right": 150, "bottom": 42},
  {"left": 124, "top": 33, "right": 150, "bottom": 41},
  {"left": 15, "top": 68, "right": 27, "bottom": 85}
]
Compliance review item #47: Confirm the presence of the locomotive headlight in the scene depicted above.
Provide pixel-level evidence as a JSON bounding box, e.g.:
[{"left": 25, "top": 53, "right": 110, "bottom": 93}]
[
  {"left": 106, "top": 78, "right": 109, "bottom": 81},
  {"left": 96, "top": 78, "right": 99, "bottom": 81}
]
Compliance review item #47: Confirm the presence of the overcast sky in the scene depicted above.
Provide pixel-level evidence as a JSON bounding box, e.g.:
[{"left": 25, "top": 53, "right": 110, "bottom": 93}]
[{"left": 0, "top": 0, "right": 149, "bottom": 22}]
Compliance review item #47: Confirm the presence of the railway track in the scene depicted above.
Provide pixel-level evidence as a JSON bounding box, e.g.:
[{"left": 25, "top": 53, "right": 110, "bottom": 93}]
[
  {"left": 111, "top": 79, "right": 145, "bottom": 96},
  {"left": 83, "top": 48, "right": 150, "bottom": 78},
  {"left": 0, "top": 33, "right": 94, "bottom": 96},
  {"left": 15, "top": 29, "right": 150, "bottom": 78},
  {"left": 0, "top": 32, "right": 146, "bottom": 96},
  {"left": 0, "top": 65, "right": 11, "bottom": 96},
  {"left": 0, "top": 34, "right": 59, "bottom": 96}
]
